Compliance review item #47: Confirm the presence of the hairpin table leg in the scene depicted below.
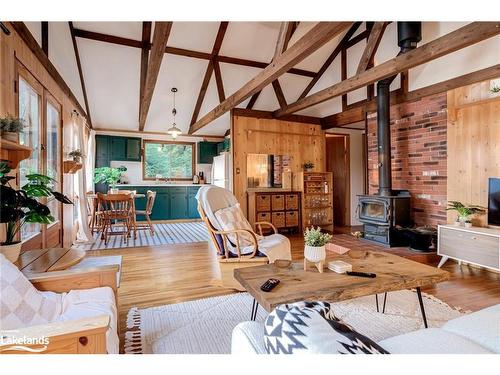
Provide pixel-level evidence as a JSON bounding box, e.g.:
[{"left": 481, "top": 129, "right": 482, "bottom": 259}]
[{"left": 416, "top": 287, "right": 428, "bottom": 328}]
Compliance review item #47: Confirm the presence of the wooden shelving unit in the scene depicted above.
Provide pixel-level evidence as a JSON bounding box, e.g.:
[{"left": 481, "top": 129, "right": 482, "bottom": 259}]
[
  {"left": 63, "top": 160, "right": 82, "bottom": 174},
  {"left": 0, "top": 138, "right": 33, "bottom": 168},
  {"left": 293, "top": 171, "right": 334, "bottom": 232}
]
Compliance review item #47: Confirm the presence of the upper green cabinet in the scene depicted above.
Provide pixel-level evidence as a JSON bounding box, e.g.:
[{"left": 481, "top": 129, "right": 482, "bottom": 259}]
[
  {"left": 197, "top": 141, "right": 219, "bottom": 164},
  {"left": 95, "top": 135, "right": 142, "bottom": 163}
]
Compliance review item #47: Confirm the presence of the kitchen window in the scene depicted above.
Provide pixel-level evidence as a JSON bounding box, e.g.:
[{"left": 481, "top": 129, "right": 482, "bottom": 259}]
[{"left": 143, "top": 140, "right": 195, "bottom": 180}]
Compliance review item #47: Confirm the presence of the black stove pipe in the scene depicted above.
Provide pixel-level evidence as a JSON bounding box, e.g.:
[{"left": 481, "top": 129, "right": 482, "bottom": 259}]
[{"left": 377, "top": 22, "right": 421, "bottom": 196}]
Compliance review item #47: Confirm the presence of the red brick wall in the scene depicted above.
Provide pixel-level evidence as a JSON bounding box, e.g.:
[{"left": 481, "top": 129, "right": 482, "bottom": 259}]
[{"left": 367, "top": 92, "right": 448, "bottom": 227}]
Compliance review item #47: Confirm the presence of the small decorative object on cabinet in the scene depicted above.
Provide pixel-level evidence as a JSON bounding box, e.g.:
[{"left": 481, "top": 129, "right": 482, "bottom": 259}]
[
  {"left": 303, "top": 161, "right": 314, "bottom": 172},
  {"left": 446, "top": 200, "right": 486, "bottom": 226},
  {"left": 0, "top": 161, "right": 73, "bottom": 263},
  {"left": 0, "top": 115, "right": 24, "bottom": 142},
  {"left": 303, "top": 227, "right": 332, "bottom": 273},
  {"left": 293, "top": 172, "right": 334, "bottom": 232}
]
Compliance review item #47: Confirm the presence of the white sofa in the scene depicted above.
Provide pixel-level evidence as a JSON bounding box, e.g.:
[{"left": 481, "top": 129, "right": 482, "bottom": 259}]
[{"left": 232, "top": 304, "right": 500, "bottom": 354}]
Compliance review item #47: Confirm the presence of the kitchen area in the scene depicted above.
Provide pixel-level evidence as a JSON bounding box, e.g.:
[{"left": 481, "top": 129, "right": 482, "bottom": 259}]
[{"left": 93, "top": 133, "right": 231, "bottom": 221}]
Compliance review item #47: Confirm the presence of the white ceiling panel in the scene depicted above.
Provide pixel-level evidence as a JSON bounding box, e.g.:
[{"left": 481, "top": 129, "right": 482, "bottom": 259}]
[
  {"left": 278, "top": 74, "right": 311, "bottom": 104},
  {"left": 168, "top": 22, "right": 220, "bottom": 53},
  {"left": 219, "top": 22, "right": 280, "bottom": 63},
  {"left": 25, "top": 22, "right": 41, "bottom": 46},
  {"left": 74, "top": 22, "right": 142, "bottom": 40},
  {"left": 48, "top": 22, "right": 85, "bottom": 109},
  {"left": 145, "top": 54, "right": 207, "bottom": 134},
  {"left": 78, "top": 38, "right": 141, "bottom": 129}
]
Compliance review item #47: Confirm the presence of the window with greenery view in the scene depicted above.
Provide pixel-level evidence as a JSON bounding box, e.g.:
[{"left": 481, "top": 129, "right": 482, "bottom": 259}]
[{"left": 143, "top": 141, "right": 194, "bottom": 180}]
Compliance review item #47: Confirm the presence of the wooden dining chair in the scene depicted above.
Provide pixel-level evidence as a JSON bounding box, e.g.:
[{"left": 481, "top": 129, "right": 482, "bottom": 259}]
[
  {"left": 97, "top": 193, "right": 134, "bottom": 245},
  {"left": 86, "top": 191, "right": 101, "bottom": 234},
  {"left": 135, "top": 190, "right": 156, "bottom": 235}
]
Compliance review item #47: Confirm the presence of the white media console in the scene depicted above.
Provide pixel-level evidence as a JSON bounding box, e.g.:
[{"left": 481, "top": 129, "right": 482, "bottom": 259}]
[{"left": 437, "top": 225, "right": 500, "bottom": 271}]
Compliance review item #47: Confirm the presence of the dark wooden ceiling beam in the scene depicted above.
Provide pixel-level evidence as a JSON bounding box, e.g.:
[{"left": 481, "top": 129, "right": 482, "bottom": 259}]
[
  {"left": 272, "top": 80, "right": 287, "bottom": 109},
  {"left": 139, "top": 21, "right": 152, "bottom": 119},
  {"left": 188, "top": 22, "right": 352, "bottom": 134},
  {"left": 321, "top": 63, "right": 500, "bottom": 129},
  {"left": 250, "top": 22, "right": 299, "bottom": 110},
  {"left": 276, "top": 22, "right": 500, "bottom": 117},
  {"left": 356, "top": 22, "right": 387, "bottom": 74},
  {"left": 69, "top": 22, "right": 92, "bottom": 127},
  {"left": 41, "top": 22, "right": 48, "bottom": 55},
  {"left": 213, "top": 59, "right": 225, "bottom": 102},
  {"left": 190, "top": 22, "right": 229, "bottom": 126},
  {"left": 139, "top": 22, "right": 173, "bottom": 131},
  {"left": 72, "top": 27, "right": 316, "bottom": 78},
  {"left": 298, "top": 22, "right": 362, "bottom": 100},
  {"left": 232, "top": 108, "right": 322, "bottom": 125},
  {"left": 9, "top": 22, "right": 88, "bottom": 121}
]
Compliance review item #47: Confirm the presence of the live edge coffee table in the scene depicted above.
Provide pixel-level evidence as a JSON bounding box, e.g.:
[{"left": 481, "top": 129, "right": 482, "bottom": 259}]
[{"left": 234, "top": 250, "right": 450, "bottom": 328}]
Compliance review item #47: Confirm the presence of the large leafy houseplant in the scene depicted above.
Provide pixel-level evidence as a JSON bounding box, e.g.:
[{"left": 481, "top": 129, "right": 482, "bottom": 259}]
[
  {"left": 0, "top": 161, "right": 72, "bottom": 246},
  {"left": 93, "top": 166, "right": 127, "bottom": 191}
]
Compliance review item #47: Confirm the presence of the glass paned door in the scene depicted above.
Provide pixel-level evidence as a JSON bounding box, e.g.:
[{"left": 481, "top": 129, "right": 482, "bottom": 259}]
[
  {"left": 46, "top": 98, "right": 61, "bottom": 224},
  {"left": 18, "top": 77, "right": 42, "bottom": 240}
]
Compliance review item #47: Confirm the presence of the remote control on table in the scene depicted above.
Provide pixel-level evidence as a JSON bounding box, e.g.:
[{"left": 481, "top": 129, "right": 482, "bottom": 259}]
[
  {"left": 346, "top": 271, "right": 376, "bottom": 278},
  {"left": 260, "top": 278, "right": 280, "bottom": 292}
]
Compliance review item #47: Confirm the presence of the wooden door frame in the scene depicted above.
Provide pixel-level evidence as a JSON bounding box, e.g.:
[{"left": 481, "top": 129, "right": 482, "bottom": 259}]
[
  {"left": 325, "top": 133, "right": 351, "bottom": 226},
  {"left": 16, "top": 60, "right": 63, "bottom": 250}
]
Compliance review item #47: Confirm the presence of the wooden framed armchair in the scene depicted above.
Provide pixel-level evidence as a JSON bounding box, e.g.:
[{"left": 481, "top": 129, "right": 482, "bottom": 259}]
[
  {"left": 0, "top": 254, "right": 119, "bottom": 354},
  {"left": 196, "top": 185, "right": 291, "bottom": 290}
]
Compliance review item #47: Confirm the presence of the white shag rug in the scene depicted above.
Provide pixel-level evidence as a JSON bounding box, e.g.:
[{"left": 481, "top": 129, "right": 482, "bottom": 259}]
[{"left": 124, "top": 290, "right": 465, "bottom": 354}]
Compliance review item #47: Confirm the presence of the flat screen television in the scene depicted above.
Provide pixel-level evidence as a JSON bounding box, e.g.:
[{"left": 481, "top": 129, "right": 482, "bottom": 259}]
[{"left": 488, "top": 178, "right": 500, "bottom": 226}]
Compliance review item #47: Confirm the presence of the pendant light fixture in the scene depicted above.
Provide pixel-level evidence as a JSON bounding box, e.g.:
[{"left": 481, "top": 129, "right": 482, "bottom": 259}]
[{"left": 166, "top": 87, "right": 182, "bottom": 139}]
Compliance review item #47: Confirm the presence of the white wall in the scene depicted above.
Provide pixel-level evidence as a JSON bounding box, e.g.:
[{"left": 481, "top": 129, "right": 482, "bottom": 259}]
[{"left": 327, "top": 125, "right": 366, "bottom": 226}]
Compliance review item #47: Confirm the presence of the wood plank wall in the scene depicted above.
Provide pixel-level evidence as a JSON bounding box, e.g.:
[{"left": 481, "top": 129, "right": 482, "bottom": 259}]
[
  {"left": 447, "top": 79, "right": 500, "bottom": 226},
  {"left": 231, "top": 113, "right": 326, "bottom": 216},
  {"left": 0, "top": 23, "right": 85, "bottom": 248}
]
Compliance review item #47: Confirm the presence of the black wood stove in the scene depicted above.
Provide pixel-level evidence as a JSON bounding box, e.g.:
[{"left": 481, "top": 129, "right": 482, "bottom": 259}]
[{"left": 357, "top": 22, "right": 421, "bottom": 246}]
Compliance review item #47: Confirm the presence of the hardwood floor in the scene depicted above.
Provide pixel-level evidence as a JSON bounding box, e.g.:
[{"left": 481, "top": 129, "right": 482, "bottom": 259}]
[{"left": 87, "top": 231, "right": 500, "bottom": 349}]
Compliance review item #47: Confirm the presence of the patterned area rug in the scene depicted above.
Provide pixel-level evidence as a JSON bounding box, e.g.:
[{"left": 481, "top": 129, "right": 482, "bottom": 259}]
[
  {"left": 75, "top": 221, "right": 208, "bottom": 250},
  {"left": 124, "top": 290, "right": 465, "bottom": 354}
]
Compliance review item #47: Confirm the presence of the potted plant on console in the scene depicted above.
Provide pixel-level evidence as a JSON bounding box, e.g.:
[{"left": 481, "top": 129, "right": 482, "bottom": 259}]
[
  {"left": 303, "top": 161, "right": 314, "bottom": 173},
  {"left": 304, "top": 226, "right": 332, "bottom": 273},
  {"left": 94, "top": 166, "right": 127, "bottom": 194},
  {"left": 0, "top": 161, "right": 73, "bottom": 263},
  {"left": 0, "top": 115, "right": 24, "bottom": 142},
  {"left": 446, "top": 201, "right": 486, "bottom": 228}
]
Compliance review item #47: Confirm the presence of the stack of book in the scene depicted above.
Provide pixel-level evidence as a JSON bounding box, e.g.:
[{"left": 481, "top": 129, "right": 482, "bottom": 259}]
[{"left": 327, "top": 260, "right": 352, "bottom": 274}]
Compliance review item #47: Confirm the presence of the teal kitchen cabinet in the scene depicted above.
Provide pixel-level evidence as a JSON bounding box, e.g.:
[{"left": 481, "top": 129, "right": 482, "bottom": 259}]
[
  {"left": 197, "top": 141, "right": 219, "bottom": 164},
  {"left": 125, "top": 137, "right": 142, "bottom": 161},
  {"left": 110, "top": 136, "right": 127, "bottom": 161},
  {"left": 150, "top": 192, "right": 169, "bottom": 221},
  {"left": 188, "top": 187, "right": 200, "bottom": 219},
  {"left": 169, "top": 188, "right": 188, "bottom": 219}
]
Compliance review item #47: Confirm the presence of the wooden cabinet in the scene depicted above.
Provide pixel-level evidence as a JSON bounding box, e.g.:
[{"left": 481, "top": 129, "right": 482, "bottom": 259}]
[
  {"left": 197, "top": 141, "right": 219, "bottom": 164},
  {"left": 95, "top": 135, "right": 142, "bottom": 164},
  {"left": 248, "top": 190, "right": 301, "bottom": 233},
  {"left": 293, "top": 172, "right": 333, "bottom": 231},
  {"left": 438, "top": 225, "right": 500, "bottom": 271}
]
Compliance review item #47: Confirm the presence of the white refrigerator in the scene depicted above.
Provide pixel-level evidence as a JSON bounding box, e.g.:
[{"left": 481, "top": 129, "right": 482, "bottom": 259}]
[{"left": 211, "top": 152, "right": 232, "bottom": 191}]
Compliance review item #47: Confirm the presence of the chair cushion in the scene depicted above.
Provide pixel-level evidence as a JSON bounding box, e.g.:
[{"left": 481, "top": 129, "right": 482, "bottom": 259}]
[
  {"left": 241, "top": 233, "right": 292, "bottom": 262},
  {"left": 215, "top": 203, "right": 256, "bottom": 247},
  {"left": 442, "top": 304, "right": 500, "bottom": 353},
  {"left": 0, "top": 254, "right": 61, "bottom": 330},
  {"left": 264, "top": 301, "right": 388, "bottom": 354},
  {"left": 378, "top": 328, "right": 492, "bottom": 354},
  {"left": 57, "top": 286, "right": 119, "bottom": 354}
]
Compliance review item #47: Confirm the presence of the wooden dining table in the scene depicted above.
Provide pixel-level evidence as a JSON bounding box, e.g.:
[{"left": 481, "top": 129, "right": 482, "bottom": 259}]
[{"left": 87, "top": 191, "right": 145, "bottom": 236}]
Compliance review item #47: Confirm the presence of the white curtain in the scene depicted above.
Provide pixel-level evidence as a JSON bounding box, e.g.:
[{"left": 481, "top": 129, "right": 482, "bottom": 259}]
[
  {"left": 74, "top": 118, "right": 93, "bottom": 243},
  {"left": 86, "top": 129, "right": 96, "bottom": 191}
]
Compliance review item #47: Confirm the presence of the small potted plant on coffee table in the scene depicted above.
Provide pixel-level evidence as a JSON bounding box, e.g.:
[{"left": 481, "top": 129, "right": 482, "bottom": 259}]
[
  {"left": 304, "top": 226, "right": 332, "bottom": 273},
  {"left": 0, "top": 115, "right": 25, "bottom": 142}
]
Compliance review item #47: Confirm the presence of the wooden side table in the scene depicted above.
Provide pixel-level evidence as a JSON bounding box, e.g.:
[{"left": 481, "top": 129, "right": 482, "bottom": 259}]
[{"left": 17, "top": 248, "right": 86, "bottom": 275}]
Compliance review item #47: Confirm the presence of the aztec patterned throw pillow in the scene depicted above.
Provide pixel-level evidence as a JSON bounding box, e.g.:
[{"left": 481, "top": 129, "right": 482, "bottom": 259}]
[{"left": 264, "top": 301, "right": 389, "bottom": 354}]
